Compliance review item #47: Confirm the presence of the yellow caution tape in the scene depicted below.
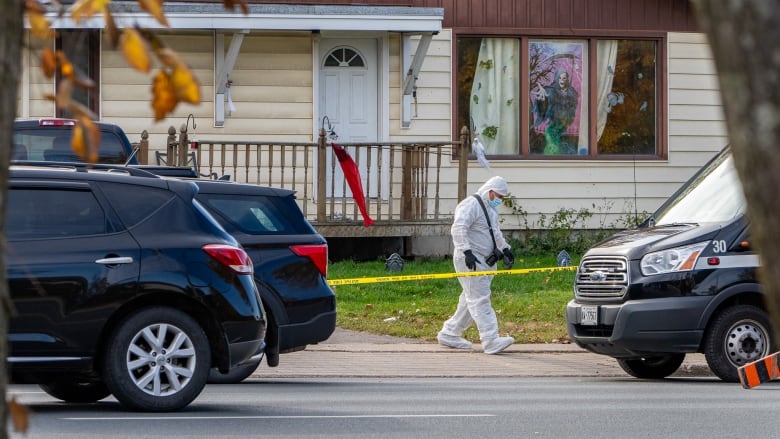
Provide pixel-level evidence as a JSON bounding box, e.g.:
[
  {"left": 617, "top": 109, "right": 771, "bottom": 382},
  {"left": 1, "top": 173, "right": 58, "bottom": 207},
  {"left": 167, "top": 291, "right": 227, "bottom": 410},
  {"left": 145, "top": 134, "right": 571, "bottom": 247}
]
[{"left": 327, "top": 266, "right": 576, "bottom": 286}]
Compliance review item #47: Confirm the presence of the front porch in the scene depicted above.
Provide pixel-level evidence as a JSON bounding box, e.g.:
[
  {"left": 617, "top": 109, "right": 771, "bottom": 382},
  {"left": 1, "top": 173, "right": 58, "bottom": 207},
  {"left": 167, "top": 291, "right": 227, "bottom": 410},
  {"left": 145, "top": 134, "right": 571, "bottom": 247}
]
[{"left": 135, "top": 125, "right": 471, "bottom": 240}]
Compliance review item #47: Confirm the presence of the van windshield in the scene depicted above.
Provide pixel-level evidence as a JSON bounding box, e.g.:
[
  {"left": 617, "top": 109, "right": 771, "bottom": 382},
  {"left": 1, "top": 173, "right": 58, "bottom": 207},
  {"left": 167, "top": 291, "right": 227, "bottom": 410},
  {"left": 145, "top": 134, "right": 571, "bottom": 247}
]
[{"left": 653, "top": 148, "right": 746, "bottom": 225}]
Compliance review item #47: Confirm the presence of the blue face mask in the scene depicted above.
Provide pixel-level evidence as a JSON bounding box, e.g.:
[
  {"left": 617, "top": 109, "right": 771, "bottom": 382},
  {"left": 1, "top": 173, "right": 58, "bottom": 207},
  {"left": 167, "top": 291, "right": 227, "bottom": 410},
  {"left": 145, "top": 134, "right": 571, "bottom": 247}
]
[{"left": 489, "top": 197, "right": 502, "bottom": 209}]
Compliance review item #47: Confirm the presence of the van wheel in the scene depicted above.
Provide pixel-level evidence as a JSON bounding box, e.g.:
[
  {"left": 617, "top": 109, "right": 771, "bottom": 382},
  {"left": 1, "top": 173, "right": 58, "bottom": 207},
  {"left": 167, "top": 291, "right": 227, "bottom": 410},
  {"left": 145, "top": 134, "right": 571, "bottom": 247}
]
[
  {"left": 39, "top": 380, "right": 111, "bottom": 403},
  {"left": 704, "top": 305, "right": 774, "bottom": 382},
  {"left": 208, "top": 357, "right": 262, "bottom": 384},
  {"left": 616, "top": 354, "right": 685, "bottom": 379},
  {"left": 102, "top": 307, "right": 211, "bottom": 412}
]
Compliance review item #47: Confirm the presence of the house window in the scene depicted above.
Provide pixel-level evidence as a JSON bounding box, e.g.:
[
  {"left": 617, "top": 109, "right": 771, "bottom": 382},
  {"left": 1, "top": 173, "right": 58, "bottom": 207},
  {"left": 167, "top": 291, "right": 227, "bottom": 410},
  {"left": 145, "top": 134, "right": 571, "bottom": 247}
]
[
  {"left": 56, "top": 30, "right": 100, "bottom": 118},
  {"left": 457, "top": 36, "right": 659, "bottom": 159}
]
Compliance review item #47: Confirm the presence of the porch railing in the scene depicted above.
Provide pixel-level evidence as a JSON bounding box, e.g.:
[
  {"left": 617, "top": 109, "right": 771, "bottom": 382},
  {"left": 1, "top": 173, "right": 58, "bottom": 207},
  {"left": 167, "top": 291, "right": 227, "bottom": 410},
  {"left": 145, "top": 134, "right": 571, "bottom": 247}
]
[{"left": 136, "top": 126, "right": 471, "bottom": 234}]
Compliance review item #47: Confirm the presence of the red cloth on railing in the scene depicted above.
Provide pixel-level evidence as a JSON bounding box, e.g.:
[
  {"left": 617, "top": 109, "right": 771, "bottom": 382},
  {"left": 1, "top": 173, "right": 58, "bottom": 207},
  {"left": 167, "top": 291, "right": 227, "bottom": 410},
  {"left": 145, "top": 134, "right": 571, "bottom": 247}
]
[{"left": 331, "top": 142, "right": 374, "bottom": 227}]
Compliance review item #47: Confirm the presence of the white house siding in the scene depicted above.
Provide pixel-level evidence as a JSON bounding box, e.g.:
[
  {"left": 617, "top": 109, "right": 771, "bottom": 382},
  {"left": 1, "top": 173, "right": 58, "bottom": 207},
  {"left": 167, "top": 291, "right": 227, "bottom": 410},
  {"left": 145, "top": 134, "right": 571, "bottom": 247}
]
[
  {"left": 102, "top": 32, "right": 215, "bottom": 147},
  {"left": 101, "top": 31, "right": 314, "bottom": 151},
  {"left": 17, "top": 29, "right": 727, "bottom": 235},
  {"left": 19, "top": 35, "right": 56, "bottom": 119},
  {"left": 386, "top": 31, "right": 462, "bottom": 219}
]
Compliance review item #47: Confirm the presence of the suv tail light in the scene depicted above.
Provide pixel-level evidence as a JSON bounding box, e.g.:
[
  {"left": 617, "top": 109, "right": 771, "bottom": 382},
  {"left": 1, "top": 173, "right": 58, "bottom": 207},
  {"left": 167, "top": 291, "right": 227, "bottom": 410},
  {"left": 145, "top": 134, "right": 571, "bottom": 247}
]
[
  {"left": 291, "top": 244, "right": 328, "bottom": 277},
  {"left": 202, "top": 244, "right": 253, "bottom": 274},
  {"left": 39, "top": 118, "right": 76, "bottom": 127}
]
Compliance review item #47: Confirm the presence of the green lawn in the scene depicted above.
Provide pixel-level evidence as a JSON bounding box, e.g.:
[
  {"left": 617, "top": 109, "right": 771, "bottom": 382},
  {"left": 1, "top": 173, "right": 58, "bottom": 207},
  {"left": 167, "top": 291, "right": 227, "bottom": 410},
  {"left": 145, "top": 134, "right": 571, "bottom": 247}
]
[{"left": 327, "top": 255, "right": 576, "bottom": 344}]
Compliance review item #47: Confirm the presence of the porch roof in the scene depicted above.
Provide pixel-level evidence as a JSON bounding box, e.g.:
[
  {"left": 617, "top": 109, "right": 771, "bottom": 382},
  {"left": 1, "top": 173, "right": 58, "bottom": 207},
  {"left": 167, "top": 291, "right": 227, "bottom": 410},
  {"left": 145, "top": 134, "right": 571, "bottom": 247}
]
[{"left": 46, "top": 2, "right": 443, "bottom": 33}]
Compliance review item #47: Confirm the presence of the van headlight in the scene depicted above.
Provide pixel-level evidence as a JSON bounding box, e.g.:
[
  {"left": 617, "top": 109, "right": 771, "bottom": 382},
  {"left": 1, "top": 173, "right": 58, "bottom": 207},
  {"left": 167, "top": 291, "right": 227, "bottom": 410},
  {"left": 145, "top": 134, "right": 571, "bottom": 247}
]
[{"left": 640, "top": 241, "right": 709, "bottom": 276}]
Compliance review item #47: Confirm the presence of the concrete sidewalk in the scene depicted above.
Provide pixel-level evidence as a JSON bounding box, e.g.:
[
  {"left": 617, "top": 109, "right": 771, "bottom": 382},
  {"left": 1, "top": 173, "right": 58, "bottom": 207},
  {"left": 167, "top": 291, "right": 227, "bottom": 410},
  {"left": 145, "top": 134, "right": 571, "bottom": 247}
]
[{"left": 252, "top": 329, "right": 714, "bottom": 379}]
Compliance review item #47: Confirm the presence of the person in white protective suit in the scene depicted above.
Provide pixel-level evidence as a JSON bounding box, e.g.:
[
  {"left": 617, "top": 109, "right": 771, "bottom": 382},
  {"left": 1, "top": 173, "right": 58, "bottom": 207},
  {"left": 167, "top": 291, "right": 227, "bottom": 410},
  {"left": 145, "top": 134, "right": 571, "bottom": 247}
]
[{"left": 437, "top": 176, "right": 516, "bottom": 354}]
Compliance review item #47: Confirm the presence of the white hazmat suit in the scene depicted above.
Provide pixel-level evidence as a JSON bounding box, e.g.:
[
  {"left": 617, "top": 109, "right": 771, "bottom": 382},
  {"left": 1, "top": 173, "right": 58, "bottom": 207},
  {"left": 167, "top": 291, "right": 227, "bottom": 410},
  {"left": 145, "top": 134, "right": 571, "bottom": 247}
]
[{"left": 438, "top": 176, "right": 515, "bottom": 354}]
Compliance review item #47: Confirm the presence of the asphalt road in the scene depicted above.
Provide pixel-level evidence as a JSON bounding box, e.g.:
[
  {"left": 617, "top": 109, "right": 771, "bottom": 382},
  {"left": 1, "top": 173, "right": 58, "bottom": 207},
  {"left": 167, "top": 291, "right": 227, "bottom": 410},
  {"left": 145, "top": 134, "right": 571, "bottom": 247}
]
[{"left": 10, "top": 377, "right": 780, "bottom": 438}]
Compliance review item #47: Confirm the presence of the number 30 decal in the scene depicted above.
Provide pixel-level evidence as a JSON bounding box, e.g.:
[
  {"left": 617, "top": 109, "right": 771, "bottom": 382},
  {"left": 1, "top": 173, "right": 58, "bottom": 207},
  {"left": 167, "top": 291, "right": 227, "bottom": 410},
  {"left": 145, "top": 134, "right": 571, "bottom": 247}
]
[{"left": 712, "top": 240, "right": 728, "bottom": 253}]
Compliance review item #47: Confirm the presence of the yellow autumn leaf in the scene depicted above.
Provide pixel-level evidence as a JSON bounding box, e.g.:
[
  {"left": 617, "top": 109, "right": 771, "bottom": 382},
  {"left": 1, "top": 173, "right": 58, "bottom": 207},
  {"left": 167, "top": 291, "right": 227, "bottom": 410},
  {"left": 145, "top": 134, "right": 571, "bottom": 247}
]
[
  {"left": 26, "top": 11, "right": 54, "bottom": 39},
  {"left": 76, "top": 117, "right": 100, "bottom": 162},
  {"left": 9, "top": 398, "right": 29, "bottom": 433},
  {"left": 57, "top": 51, "right": 75, "bottom": 79},
  {"left": 170, "top": 65, "right": 201, "bottom": 104},
  {"left": 155, "top": 47, "right": 182, "bottom": 69},
  {"left": 25, "top": 0, "right": 46, "bottom": 14},
  {"left": 72, "top": 123, "right": 87, "bottom": 159},
  {"left": 104, "top": 8, "right": 120, "bottom": 48},
  {"left": 224, "top": 0, "right": 249, "bottom": 15},
  {"left": 82, "top": 117, "right": 101, "bottom": 153},
  {"left": 67, "top": 100, "right": 99, "bottom": 124},
  {"left": 41, "top": 47, "right": 57, "bottom": 78},
  {"left": 138, "top": 0, "right": 169, "bottom": 27},
  {"left": 152, "top": 70, "right": 178, "bottom": 121},
  {"left": 55, "top": 78, "right": 74, "bottom": 109},
  {"left": 71, "top": 119, "right": 100, "bottom": 163},
  {"left": 70, "top": 0, "right": 110, "bottom": 23},
  {"left": 72, "top": 67, "right": 97, "bottom": 89},
  {"left": 120, "top": 28, "right": 152, "bottom": 73}
]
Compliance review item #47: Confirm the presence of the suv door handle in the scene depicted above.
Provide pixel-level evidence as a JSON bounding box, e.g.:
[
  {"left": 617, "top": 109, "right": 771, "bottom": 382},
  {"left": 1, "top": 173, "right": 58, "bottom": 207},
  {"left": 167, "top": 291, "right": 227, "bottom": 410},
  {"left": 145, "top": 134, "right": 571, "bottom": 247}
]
[{"left": 95, "top": 256, "right": 134, "bottom": 265}]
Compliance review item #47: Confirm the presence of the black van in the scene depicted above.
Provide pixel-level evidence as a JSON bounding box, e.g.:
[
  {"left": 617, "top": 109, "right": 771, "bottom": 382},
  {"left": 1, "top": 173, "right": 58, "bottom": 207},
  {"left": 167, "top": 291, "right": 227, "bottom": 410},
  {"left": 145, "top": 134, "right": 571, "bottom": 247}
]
[{"left": 565, "top": 146, "right": 775, "bottom": 382}]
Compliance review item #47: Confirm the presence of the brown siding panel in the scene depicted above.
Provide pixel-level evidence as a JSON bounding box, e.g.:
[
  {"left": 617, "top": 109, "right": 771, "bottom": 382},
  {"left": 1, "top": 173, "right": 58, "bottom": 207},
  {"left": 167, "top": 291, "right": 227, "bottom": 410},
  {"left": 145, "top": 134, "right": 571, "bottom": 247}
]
[
  {"left": 524, "top": 0, "right": 541, "bottom": 29},
  {"left": 178, "top": 0, "right": 697, "bottom": 32},
  {"left": 498, "top": 0, "right": 516, "bottom": 28},
  {"left": 414, "top": 0, "right": 698, "bottom": 32},
  {"left": 469, "top": 0, "right": 485, "bottom": 27}
]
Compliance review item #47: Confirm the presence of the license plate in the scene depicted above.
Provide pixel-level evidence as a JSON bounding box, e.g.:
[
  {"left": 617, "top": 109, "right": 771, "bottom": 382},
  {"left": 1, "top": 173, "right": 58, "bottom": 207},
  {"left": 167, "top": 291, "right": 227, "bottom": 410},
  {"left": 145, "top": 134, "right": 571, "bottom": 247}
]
[{"left": 581, "top": 305, "right": 598, "bottom": 325}]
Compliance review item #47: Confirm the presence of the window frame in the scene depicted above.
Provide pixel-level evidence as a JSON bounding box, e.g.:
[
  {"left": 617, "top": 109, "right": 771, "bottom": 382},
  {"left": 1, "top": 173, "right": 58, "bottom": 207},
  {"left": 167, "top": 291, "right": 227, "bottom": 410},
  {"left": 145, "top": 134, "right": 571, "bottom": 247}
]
[
  {"left": 55, "top": 29, "right": 101, "bottom": 118},
  {"left": 453, "top": 32, "right": 668, "bottom": 161}
]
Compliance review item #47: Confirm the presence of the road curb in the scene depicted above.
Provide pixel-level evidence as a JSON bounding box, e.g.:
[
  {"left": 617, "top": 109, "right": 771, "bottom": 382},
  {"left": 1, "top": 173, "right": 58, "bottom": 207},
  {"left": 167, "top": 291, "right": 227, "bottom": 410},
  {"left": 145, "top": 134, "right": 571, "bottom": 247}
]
[{"left": 253, "top": 338, "right": 714, "bottom": 379}]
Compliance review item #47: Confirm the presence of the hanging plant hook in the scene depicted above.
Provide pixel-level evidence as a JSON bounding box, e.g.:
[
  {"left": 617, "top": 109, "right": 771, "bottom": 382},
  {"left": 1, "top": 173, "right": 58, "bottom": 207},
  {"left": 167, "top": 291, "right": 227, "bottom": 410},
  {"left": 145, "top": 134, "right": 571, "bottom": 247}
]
[{"left": 321, "top": 115, "right": 338, "bottom": 140}]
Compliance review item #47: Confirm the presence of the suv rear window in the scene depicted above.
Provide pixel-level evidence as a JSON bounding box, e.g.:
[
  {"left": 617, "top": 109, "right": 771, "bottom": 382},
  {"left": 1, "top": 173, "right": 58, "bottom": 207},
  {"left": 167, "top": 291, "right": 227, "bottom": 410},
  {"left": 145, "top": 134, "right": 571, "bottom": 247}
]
[
  {"left": 13, "top": 129, "right": 129, "bottom": 163},
  {"left": 197, "top": 194, "right": 307, "bottom": 235},
  {"left": 7, "top": 188, "right": 108, "bottom": 239}
]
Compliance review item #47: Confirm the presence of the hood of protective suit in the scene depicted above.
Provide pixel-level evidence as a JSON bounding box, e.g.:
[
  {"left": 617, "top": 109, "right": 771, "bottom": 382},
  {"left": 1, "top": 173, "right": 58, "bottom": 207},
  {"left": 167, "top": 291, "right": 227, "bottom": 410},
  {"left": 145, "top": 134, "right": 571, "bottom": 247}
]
[{"left": 476, "top": 176, "right": 509, "bottom": 199}]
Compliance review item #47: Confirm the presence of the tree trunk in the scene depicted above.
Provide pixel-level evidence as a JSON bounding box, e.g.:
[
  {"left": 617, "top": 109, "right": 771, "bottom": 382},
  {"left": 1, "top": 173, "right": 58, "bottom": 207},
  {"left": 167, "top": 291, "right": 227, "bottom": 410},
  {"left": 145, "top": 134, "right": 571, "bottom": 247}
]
[
  {"left": 0, "top": 0, "right": 24, "bottom": 436},
  {"left": 691, "top": 0, "right": 780, "bottom": 343}
]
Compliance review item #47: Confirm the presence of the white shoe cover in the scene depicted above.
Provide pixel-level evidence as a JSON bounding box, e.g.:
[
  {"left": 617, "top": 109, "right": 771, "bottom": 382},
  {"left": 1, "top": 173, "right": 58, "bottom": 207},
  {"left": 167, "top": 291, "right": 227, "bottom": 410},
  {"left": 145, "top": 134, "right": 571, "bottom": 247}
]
[
  {"left": 437, "top": 333, "right": 473, "bottom": 350},
  {"left": 482, "top": 336, "right": 515, "bottom": 354}
]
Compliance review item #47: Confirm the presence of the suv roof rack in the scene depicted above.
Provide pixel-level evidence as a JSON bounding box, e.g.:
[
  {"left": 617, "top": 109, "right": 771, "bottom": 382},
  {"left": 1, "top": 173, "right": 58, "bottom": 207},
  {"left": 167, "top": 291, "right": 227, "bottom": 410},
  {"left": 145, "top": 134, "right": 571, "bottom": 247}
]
[{"left": 10, "top": 160, "right": 161, "bottom": 178}]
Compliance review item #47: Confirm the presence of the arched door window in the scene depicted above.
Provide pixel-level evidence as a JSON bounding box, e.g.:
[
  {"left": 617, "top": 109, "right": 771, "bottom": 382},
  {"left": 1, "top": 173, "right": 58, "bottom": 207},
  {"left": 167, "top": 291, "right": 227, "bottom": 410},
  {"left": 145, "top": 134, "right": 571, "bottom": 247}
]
[{"left": 323, "top": 47, "right": 365, "bottom": 68}]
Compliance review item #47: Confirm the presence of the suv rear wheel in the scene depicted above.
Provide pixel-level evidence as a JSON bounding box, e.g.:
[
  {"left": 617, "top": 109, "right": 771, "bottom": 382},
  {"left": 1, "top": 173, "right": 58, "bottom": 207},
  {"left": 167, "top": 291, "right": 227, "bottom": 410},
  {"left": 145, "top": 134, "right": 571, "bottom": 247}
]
[
  {"left": 704, "top": 305, "right": 773, "bottom": 382},
  {"left": 616, "top": 354, "right": 685, "bottom": 379},
  {"left": 102, "top": 307, "right": 211, "bottom": 412},
  {"left": 39, "top": 380, "right": 111, "bottom": 403}
]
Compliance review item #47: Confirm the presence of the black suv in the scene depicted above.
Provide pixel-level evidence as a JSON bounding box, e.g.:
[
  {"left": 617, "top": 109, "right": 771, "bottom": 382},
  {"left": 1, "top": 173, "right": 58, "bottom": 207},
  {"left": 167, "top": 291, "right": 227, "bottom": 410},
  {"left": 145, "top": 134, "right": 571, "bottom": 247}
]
[
  {"left": 7, "top": 164, "right": 266, "bottom": 411},
  {"left": 13, "top": 118, "right": 138, "bottom": 164},
  {"left": 193, "top": 179, "right": 336, "bottom": 383},
  {"left": 13, "top": 118, "right": 200, "bottom": 178}
]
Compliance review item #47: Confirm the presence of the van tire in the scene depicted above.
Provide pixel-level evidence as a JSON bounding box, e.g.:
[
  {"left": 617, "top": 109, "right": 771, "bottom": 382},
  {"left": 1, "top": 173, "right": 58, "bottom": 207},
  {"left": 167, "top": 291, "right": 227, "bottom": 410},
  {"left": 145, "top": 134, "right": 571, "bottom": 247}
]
[
  {"left": 616, "top": 354, "right": 685, "bottom": 379},
  {"left": 704, "top": 305, "right": 774, "bottom": 382}
]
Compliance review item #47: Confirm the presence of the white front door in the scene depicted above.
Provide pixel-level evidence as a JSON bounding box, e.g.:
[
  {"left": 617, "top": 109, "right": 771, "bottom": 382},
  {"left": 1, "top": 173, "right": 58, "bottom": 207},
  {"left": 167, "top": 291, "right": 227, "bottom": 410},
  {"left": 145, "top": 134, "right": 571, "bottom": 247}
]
[{"left": 318, "top": 38, "right": 379, "bottom": 198}]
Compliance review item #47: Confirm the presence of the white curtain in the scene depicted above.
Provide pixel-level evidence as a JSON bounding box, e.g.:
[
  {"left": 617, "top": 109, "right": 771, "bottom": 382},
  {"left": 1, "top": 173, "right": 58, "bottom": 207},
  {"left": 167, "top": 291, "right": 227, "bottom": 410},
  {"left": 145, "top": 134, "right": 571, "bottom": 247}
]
[
  {"left": 596, "top": 40, "right": 619, "bottom": 141},
  {"left": 470, "top": 39, "right": 519, "bottom": 155}
]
